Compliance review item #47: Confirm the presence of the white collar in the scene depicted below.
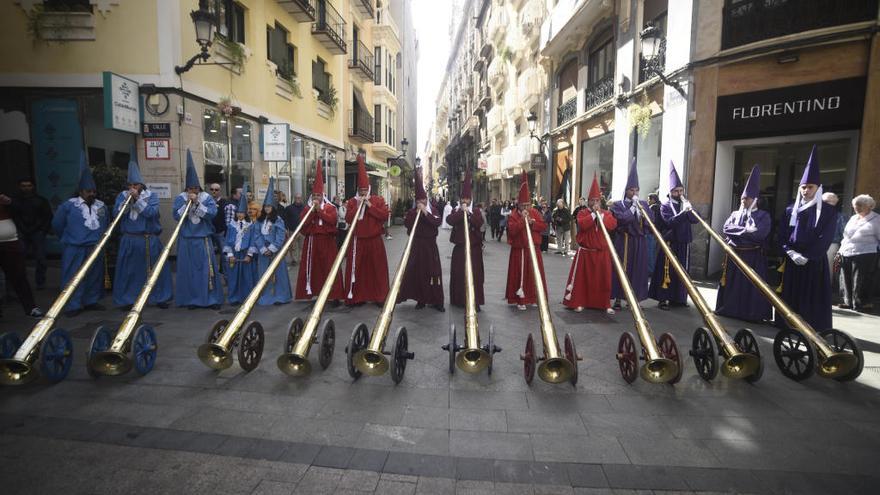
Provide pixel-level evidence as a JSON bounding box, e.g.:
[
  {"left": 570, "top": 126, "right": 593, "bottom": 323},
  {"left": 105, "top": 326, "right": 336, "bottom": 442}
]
[{"left": 70, "top": 197, "right": 104, "bottom": 230}]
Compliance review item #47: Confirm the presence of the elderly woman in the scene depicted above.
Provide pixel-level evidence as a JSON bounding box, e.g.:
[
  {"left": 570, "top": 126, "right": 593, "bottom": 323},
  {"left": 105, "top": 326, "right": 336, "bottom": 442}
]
[{"left": 838, "top": 194, "right": 880, "bottom": 311}]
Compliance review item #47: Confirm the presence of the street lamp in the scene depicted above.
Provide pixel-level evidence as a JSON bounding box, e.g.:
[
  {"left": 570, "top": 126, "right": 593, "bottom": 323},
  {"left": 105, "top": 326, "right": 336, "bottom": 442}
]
[
  {"left": 175, "top": 1, "right": 218, "bottom": 75},
  {"left": 526, "top": 111, "right": 546, "bottom": 150},
  {"left": 639, "top": 24, "right": 685, "bottom": 97},
  {"left": 393, "top": 138, "right": 409, "bottom": 161}
]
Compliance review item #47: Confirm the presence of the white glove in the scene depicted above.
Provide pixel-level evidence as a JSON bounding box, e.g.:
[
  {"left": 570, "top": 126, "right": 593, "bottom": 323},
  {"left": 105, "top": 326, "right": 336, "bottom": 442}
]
[
  {"left": 787, "top": 250, "right": 808, "bottom": 266},
  {"left": 631, "top": 195, "right": 640, "bottom": 202},
  {"left": 681, "top": 200, "right": 693, "bottom": 212},
  {"left": 744, "top": 223, "right": 757, "bottom": 233}
]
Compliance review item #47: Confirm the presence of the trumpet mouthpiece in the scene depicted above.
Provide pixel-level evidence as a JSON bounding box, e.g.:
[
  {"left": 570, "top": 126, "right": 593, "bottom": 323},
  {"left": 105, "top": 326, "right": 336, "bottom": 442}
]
[
  {"left": 88, "top": 351, "right": 132, "bottom": 376},
  {"left": 354, "top": 350, "right": 389, "bottom": 376},
  {"left": 0, "top": 359, "right": 36, "bottom": 386},
  {"left": 277, "top": 353, "right": 312, "bottom": 377},
  {"left": 197, "top": 343, "right": 233, "bottom": 370}
]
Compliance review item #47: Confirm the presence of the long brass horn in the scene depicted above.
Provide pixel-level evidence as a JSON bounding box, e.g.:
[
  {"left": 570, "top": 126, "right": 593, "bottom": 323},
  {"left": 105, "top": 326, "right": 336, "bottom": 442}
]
[
  {"left": 349, "top": 208, "right": 419, "bottom": 381},
  {"left": 689, "top": 208, "right": 860, "bottom": 381},
  {"left": 634, "top": 201, "right": 760, "bottom": 381},
  {"left": 197, "top": 205, "right": 316, "bottom": 371},
  {"left": 594, "top": 206, "right": 679, "bottom": 384},
  {"left": 88, "top": 200, "right": 193, "bottom": 377},
  {"left": 277, "top": 199, "right": 367, "bottom": 376},
  {"left": 0, "top": 195, "right": 134, "bottom": 386},
  {"left": 518, "top": 208, "right": 578, "bottom": 385}
]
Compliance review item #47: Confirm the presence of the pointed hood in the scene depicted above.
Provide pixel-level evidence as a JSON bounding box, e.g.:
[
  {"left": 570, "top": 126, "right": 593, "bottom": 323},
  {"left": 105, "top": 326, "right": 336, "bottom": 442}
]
[
  {"left": 461, "top": 168, "right": 473, "bottom": 199},
  {"left": 799, "top": 145, "right": 821, "bottom": 185},
  {"left": 625, "top": 157, "right": 639, "bottom": 191},
  {"left": 238, "top": 182, "right": 249, "bottom": 213},
  {"left": 414, "top": 166, "right": 427, "bottom": 201},
  {"left": 313, "top": 159, "right": 325, "bottom": 196},
  {"left": 78, "top": 151, "right": 96, "bottom": 191},
  {"left": 588, "top": 172, "right": 602, "bottom": 200},
  {"left": 668, "top": 161, "right": 684, "bottom": 191},
  {"left": 357, "top": 153, "right": 369, "bottom": 190},
  {"left": 517, "top": 171, "right": 530, "bottom": 204},
  {"left": 184, "top": 149, "right": 201, "bottom": 189},
  {"left": 263, "top": 176, "right": 276, "bottom": 207},
  {"left": 741, "top": 164, "right": 761, "bottom": 199},
  {"left": 126, "top": 145, "right": 144, "bottom": 185}
]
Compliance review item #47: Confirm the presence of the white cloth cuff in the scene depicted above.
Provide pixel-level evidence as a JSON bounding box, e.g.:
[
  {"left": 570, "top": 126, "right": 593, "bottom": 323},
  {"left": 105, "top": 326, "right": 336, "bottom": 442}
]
[
  {"left": 176, "top": 203, "right": 189, "bottom": 217},
  {"left": 134, "top": 197, "right": 148, "bottom": 213},
  {"left": 194, "top": 203, "right": 208, "bottom": 217},
  {"left": 268, "top": 245, "right": 278, "bottom": 253},
  {"left": 260, "top": 247, "right": 269, "bottom": 255},
  {"left": 223, "top": 246, "right": 232, "bottom": 255}
]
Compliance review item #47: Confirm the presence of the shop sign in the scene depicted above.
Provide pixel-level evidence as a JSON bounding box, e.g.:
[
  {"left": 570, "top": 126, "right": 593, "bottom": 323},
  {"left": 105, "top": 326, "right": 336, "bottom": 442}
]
[
  {"left": 142, "top": 122, "right": 171, "bottom": 138},
  {"left": 263, "top": 123, "right": 289, "bottom": 161},
  {"left": 147, "top": 183, "right": 172, "bottom": 199},
  {"left": 530, "top": 153, "right": 547, "bottom": 169},
  {"left": 144, "top": 138, "right": 170, "bottom": 160},
  {"left": 716, "top": 77, "right": 866, "bottom": 140},
  {"left": 102, "top": 71, "right": 140, "bottom": 133},
  {"left": 478, "top": 158, "right": 488, "bottom": 170}
]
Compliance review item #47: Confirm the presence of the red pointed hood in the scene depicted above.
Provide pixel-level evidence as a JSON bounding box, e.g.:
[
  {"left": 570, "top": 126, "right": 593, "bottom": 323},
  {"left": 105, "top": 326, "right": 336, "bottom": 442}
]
[{"left": 517, "top": 172, "right": 530, "bottom": 204}]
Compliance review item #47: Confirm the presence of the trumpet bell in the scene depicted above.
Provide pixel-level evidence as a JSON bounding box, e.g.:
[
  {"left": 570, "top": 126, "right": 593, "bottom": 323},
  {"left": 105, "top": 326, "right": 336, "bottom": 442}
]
[
  {"left": 456, "top": 347, "right": 490, "bottom": 374},
  {"left": 354, "top": 349, "right": 389, "bottom": 376},
  {"left": 538, "top": 357, "right": 574, "bottom": 384},
  {"left": 0, "top": 359, "right": 35, "bottom": 386},
  {"left": 88, "top": 351, "right": 132, "bottom": 376},
  {"left": 640, "top": 357, "right": 678, "bottom": 384},
  {"left": 721, "top": 352, "right": 761, "bottom": 380},
  {"left": 197, "top": 343, "right": 234, "bottom": 370},
  {"left": 277, "top": 353, "right": 312, "bottom": 376},
  {"left": 817, "top": 352, "right": 858, "bottom": 379}
]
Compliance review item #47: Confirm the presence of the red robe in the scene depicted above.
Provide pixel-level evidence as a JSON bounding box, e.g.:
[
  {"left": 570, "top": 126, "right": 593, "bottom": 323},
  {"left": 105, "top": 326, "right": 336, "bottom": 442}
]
[
  {"left": 505, "top": 208, "right": 548, "bottom": 305},
  {"left": 295, "top": 202, "right": 344, "bottom": 300},
  {"left": 563, "top": 209, "right": 618, "bottom": 310},
  {"left": 397, "top": 206, "right": 444, "bottom": 305},
  {"left": 448, "top": 206, "right": 485, "bottom": 307},
  {"left": 344, "top": 195, "right": 390, "bottom": 303}
]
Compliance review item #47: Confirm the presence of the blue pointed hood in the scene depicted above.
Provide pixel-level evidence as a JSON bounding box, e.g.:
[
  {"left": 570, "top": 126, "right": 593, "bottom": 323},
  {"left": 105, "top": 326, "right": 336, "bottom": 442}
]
[
  {"left": 184, "top": 149, "right": 200, "bottom": 189},
  {"left": 625, "top": 158, "right": 639, "bottom": 191},
  {"left": 799, "top": 145, "right": 821, "bottom": 186},
  {"left": 127, "top": 145, "right": 144, "bottom": 185},
  {"left": 741, "top": 164, "right": 761, "bottom": 199},
  {"left": 263, "top": 176, "right": 275, "bottom": 207},
  {"left": 238, "top": 182, "right": 249, "bottom": 213},
  {"left": 78, "top": 151, "right": 96, "bottom": 191},
  {"left": 668, "top": 161, "right": 684, "bottom": 191}
]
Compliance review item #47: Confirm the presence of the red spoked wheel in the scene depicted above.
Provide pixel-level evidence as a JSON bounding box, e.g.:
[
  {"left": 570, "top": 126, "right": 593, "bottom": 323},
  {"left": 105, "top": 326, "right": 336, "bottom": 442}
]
[
  {"left": 616, "top": 332, "right": 638, "bottom": 384},
  {"left": 658, "top": 333, "right": 683, "bottom": 385},
  {"left": 521, "top": 333, "right": 536, "bottom": 385}
]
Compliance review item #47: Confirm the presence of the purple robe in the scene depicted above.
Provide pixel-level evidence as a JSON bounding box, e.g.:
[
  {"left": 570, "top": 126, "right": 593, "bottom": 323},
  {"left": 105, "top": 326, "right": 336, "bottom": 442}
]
[
  {"left": 648, "top": 198, "right": 698, "bottom": 304},
  {"left": 776, "top": 201, "right": 835, "bottom": 331},
  {"left": 715, "top": 208, "right": 772, "bottom": 322},
  {"left": 448, "top": 206, "right": 485, "bottom": 307},
  {"left": 610, "top": 198, "right": 653, "bottom": 301},
  {"left": 397, "top": 205, "right": 444, "bottom": 305}
]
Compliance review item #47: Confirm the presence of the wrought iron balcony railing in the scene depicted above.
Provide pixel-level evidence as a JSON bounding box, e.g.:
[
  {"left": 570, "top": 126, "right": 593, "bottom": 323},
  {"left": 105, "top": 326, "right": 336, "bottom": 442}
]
[
  {"left": 639, "top": 37, "right": 666, "bottom": 84},
  {"left": 348, "top": 39, "right": 374, "bottom": 83},
  {"left": 277, "top": 0, "right": 317, "bottom": 23},
  {"left": 312, "top": 0, "right": 347, "bottom": 54},
  {"left": 556, "top": 96, "right": 577, "bottom": 126},
  {"left": 585, "top": 76, "right": 614, "bottom": 112},
  {"left": 349, "top": 109, "right": 374, "bottom": 143}
]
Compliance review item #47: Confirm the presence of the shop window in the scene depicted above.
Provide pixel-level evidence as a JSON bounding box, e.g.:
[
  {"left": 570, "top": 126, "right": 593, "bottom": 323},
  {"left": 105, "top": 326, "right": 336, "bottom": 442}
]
[
  {"left": 43, "top": 0, "right": 92, "bottom": 12},
  {"left": 313, "top": 57, "right": 330, "bottom": 96},
  {"left": 635, "top": 114, "right": 662, "bottom": 195},
  {"left": 216, "top": 0, "right": 246, "bottom": 44},
  {"left": 374, "top": 46, "right": 382, "bottom": 85},
  {"left": 203, "top": 109, "right": 229, "bottom": 192},
  {"left": 580, "top": 132, "right": 614, "bottom": 198},
  {"left": 268, "top": 22, "right": 296, "bottom": 79},
  {"left": 230, "top": 118, "right": 252, "bottom": 189},
  {"left": 375, "top": 104, "right": 382, "bottom": 142}
]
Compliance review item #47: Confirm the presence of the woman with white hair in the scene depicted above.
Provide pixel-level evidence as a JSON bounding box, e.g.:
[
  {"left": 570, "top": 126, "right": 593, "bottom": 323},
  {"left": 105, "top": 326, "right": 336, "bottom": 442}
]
[{"left": 837, "top": 194, "right": 880, "bottom": 311}]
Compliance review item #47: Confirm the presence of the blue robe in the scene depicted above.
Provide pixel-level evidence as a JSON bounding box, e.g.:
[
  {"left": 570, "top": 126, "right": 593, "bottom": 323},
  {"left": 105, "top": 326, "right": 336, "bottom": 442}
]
[
  {"left": 715, "top": 208, "right": 772, "bottom": 322},
  {"left": 223, "top": 219, "right": 257, "bottom": 305},
  {"left": 649, "top": 198, "right": 698, "bottom": 304},
  {"left": 610, "top": 198, "right": 653, "bottom": 301},
  {"left": 112, "top": 190, "right": 172, "bottom": 307},
  {"left": 173, "top": 192, "right": 224, "bottom": 307},
  {"left": 51, "top": 197, "right": 109, "bottom": 312},
  {"left": 250, "top": 218, "right": 292, "bottom": 305},
  {"left": 776, "top": 201, "right": 836, "bottom": 331}
]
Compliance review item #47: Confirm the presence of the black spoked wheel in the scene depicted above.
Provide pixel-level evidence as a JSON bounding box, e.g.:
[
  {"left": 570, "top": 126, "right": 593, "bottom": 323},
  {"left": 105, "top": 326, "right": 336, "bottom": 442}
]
[
  {"left": 564, "top": 333, "right": 579, "bottom": 386},
  {"left": 521, "top": 333, "right": 536, "bottom": 385},
  {"left": 658, "top": 333, "right": 683, "bottom": 385},
  {"left": 207, "top": 320, "right": 228, "bottom": 344},
  {"left": 773, "top": 329, "right": 816, "bottom": 381},
  {"left": 132, "top": 325, "right": 158, "bottom": 376},
  {"left": 819, "top": 329, "right": 864, "bottom": 382},
  {"left": 318, "top": 319, "right": 335, "bottom": 370},
  {"left": 390, "top": 326, "right": 412, "bottom": 385},
  {"left": 0, "top": 332, "right": 22, "bottom": 359},
  {"left": 442, "top": 324, "right": 457, "bottom": 374},
  {"left": 690, "top": 327, "right": 718, "bottom": 382},
  {"left": 86, "top": 326, "right": 114, "bottom": 378},
  {"left": 734, "top": 328, "right": 763, "bottom": 383},
  {"left": 346, "top": 323, "right": 369, "bottom": 380},
  {"left": 486, "top": 325, "right": 496, "bottom": 376},
  {"left": 237, "top": 322, "right": 264, "bottom": 372},
  {"left": 617, "top": 332, "right": 638, "bottom": 384},
  {"left": 285, "top": 318, "right": 304, "bottom": 354}
]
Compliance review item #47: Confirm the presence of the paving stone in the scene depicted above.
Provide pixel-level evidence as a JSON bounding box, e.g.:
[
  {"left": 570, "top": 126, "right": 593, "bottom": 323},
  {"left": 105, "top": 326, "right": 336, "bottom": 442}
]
[
  {"left": 529, "top": 461, "right": 570, "bottom": 485},
  {"left": 616, "top": 436, "right": 722, "bottom": 468},
  {"left": 277, "top": 442, "right": 321, "bottom": 465},
  {"left": 493, "top": 482, "right": 534, "bottom": 494},
  {"left": 455, "top": 479, "right": 495, "bottom": 495},
  {"left": 601, "top": 464, "right": 689, "bottom": 491},
  {"left": 533, "top": 485, "right": 574, "bottom": 495},
  {"left": 493, "top": 460, "right": 534, "bottom": 484},
  {"left": 450, "top": 409, "right": 508, "bottom": 432},
  {"left": 565, "top": 463, "right": 608, "bottom": 488},
  {"left": 313, "top": 445, "right": 355, "bottom": 469},
  {"left": 417, "top": 476, "right": 457, "bottom": 494},
  {"left": 217, "top": 435, "right": 259, "bottom": 457},
  {"left": 531, "top": 433, "right": 629, "bottom": 464},
  {"left": 347, "top": 448, "right": 389, "bottom": 472},
  {"left": 400, "top": 405, "right": 450, "bottom": 429},
  {"left": 247, "top": 438, "right": 291, "bottom": 461},
  {"left": 182, "top": 431, "right": 230, "bottom": 454},
  {"left": 376, "top": 479, "right": 418, "bottom": 495},
  {"left": 455, "top": 457, "right": 495, "bottom": 481},
  {"left": 384, "top": 451, "right": 456, "bottom": 478},
  {"left": 507, "top": 411, "right": 587, "bottom": 435},
  {"left": 450, "top": 431, "right": 532, "bottom": 461},
  {"left": 675, "top": 466, "right": 763, "bottom": 493},
  {"left": 337, "top": 469, "right": 380, "bottom": 492},
  {"left": 381, "top": 473, "right": 420, "bottom": 483}
]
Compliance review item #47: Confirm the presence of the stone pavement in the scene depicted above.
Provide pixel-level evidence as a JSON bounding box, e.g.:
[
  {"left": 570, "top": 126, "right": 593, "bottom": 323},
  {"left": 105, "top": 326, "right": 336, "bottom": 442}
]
[{"left": 1, "top": 225, "right": 880, "bottom": 494}]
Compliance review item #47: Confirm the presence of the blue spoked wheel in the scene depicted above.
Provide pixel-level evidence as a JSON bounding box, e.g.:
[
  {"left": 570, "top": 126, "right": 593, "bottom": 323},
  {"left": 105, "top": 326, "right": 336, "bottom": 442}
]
[
  {"left": 40, "top": 328, "right": 73, "bottom": 383},
  {"left": 132, "top": 325, "right": 158, "bottom": 375},
  {"left": 0, "top": 332, "right": 22, "bottom": 359},
  {"left": 87, "top": 326, "right": 114, "bottom": 378}
]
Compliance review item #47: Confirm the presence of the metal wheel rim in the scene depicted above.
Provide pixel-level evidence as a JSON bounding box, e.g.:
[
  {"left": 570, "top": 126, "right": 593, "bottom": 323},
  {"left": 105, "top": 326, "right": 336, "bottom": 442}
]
[
  {"left": 820, "top": 329, "right": 864, "bottom": 382},
  {"left": 40, "top": 329, "right": 73, "bottom": 383},
  {"left": 238, "top": 322, "right": 264, "bottom": 372},
  {"left": 691, "top": 327, "right": 718, "bottom": 381},
  {"left": 734, "top": 328, "right": 763, "bottom": 383},
  {"left": 447, "top": 324, "right": 456, "bottom": 374},
  {"left": 523, "top": 333, "right": 536, "bottom": 384},
  {"left": 564, "top": 333, "right": 578, "bottom": 386},
  {"left": 318, "top": 320, "right": 335, "bottom": 370},
  {"left": 658, "top": 333, "right": 683, "bottom": 384},
  {"left": 347, "top": 323, "right": 369, "bottom": 380},
  {"left": 207, "top": 320, "right": 227, "bottom": 344},
  {"left": 487, "top": 325, "right": 495, "bottom": 376},
  {"left": 390, "top": 327, "right": 408, "bottom": 384},
  {"left": 773, "top": 329, "right": 816, "bottom": 381},
  {"left": 132, "top": 325, "right": 158, "bottom": 375},
  {"left": 0, "top": 332, "right": 21, "bottom": 359},
  {"left": 286, "top": 318, "right": 304, "bottom": 354},
  {"left": 617, "top": 332, "right": 638, "bottom": 384}
]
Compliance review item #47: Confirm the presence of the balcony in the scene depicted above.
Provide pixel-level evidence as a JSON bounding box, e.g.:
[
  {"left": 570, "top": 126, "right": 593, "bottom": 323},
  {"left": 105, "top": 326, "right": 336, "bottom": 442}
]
[
  {"left": 374, "top": 7, "right": 401, "bottom": 46},
  {"left": 488, "top": 154, "right": 503, "bottom": 176},
  {"left": 352, "top": 0, "right": 374, "bottom": 20},
  {"left": 312, "top": 1, "right": 347, "bottom": 54},
  {"left": 488, "top": 6, "right": 508, "bottom": 43},
  {"left": 475, "top": 84, "right": 491, "bottom": 111},
  {"left": 487, "top": 105, "right": 505, "bottom": 136},
  {"left": 348, "top": 40, "right": 374, "bottom": 83},
  {"left": 585, "top": 76, "right": 614, "bottom": 112},
  {"left": 276, "top": 0, "right": 316, "bottom": 22},
  {"left": 487, "top": 57, "right": 507, "bottom": 90},
  {"left": 348, "top": 109, "right": 374, "bottom": 144},
  {"left": 721, "top": 0, "right": 878, "bottom": 50},
  {"left": 639, "top": 37, "right": 666, "bottom": 84},
  {"left": 505, "top": 88, "right": 521, "bottom": 120},
  {"left": 556, "top": 96, "right": 577, "bottom": 127},
  {"left": 461, "top": 115, "right": 480, "bottom": 138},
  {"left": 521, "top": 0, "right": 545, "bottom": 41},
  {"left": 517, "top": 67, "right": 543, "bottom": 111}
]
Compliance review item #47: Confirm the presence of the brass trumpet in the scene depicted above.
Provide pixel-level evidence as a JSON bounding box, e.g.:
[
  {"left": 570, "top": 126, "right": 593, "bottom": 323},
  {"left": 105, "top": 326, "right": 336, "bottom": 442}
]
[
  {"left": 277, "top": 199, "right": 367, "bottom": 376},
  {"left": 634, "top": 202, "right": 761, "bottom": 382},
  {"left": 198, "top": 205, "right": 316, "bottom": 372},
  {"left": 346, "top": 207, "right": 419, "bottom": 383},
  {"left": 595, "top": 206, "right": 680, "bottom": 384},
  {"left": 690, "top": 209, "right": 862, "bottom": 382},
  {"left": 88, "top": 200, "right": 193, "bottom": 377},
  {"left": 518, "top": 208, "right": 580, "bottom": 385},
  {"left": 442, "top": 204, "right": 500, "bottom": 375},
  {"left": 0, "top": 195, "right": 133, "bottom": 385}
]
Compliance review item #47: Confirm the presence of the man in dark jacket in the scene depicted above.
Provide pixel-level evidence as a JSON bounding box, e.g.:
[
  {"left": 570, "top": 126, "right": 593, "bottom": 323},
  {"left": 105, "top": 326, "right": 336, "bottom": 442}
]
[
  {"left": 209, "top": 183, "right": 228, "bottom": 273},
  {"left": 11, "top": 178, "right": 53, "bottom": 289},
  {"left": 284, "top": 193, "right": 305, "bottom": 265},
  {"left": 488, "top": 199, "right": 501, "bottom": 240},
  {"left": 552, "top": 199, "right": 572, "bottom": 255}
]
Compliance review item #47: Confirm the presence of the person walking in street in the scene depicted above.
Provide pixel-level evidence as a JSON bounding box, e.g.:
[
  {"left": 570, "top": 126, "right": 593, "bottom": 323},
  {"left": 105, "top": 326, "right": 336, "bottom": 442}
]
[
  {"left": 10, "top": 178, "right": 52, "bottom": 290},
  {"left": 208, "top": 182, "right": 228, "bottom": 274},
  {"left": 284, "top": 192, "right": 305, "bottom": 265},
  {"left": 823, "top": 191, "right": 845, "bottom": 284},
  {"left": 505, "top": 173, "right": 548, "bottom": 311},
  {"left": 441, "top": 200, "right": 453, "bottom": 230},
  {"left": 174, "top": 150, "right": 223, "bottom": 310},
  {"left": 498, "top": 201, "right": 511, "bottom": 241},
  {"left": 477, "top": 202, "right": 488, "bottom": 241},
  {"left": 609, "top": 159, "right": 653, "bottom": 310},
  {"left": 398, "top": 167, "right": 444, "bottom": 311},
  {"left": 344, "top": 153, "right": 390, "bottom": 305},
  {"left": 552, "top": 198, "right": 572, "bottom": 255},
  {"left": 224, "top": 184, "right": 256, "bottom": 306},
  {"left": 295, "top": 161, "right": 344, "bottom": 302},
  {"left": 838, "top": 194, "right": 880, "bottom": 312},
  {"left": 0, "top": 196, "right": 43, "bottom": 317},
  {"left": 563, "top": 173, "right": 617, "bottom": 314},
  {"left": 488, "top": 199, "right": 501, "bottom": 240},
  {"left": 52, "top": 153, "right": 108, "bottom": 316},
  {"left": 334, "top": 195, "right": 348, "bottom": 249},
  {"left": 251, "top": 178, "right": 291, "bottom": 306},
  {"left": 448, "top": 171, "right": 484, "bottom": 311},
  {"left": 540, "top": 200, "right": 552, "bottom": 253},
  {"left": 714, "top": 165, "right": 772, "bottom": 322},
  {"left": 112, "top": 146, "right": 172, "bottom": 309}
]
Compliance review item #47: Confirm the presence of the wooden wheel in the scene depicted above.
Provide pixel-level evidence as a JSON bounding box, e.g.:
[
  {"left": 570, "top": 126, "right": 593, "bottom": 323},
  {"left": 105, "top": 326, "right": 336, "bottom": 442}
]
[
  {"left": 237, "top": 322, "right": 264, "bottom": 372},
  {"left": 0, "top": 332, "right": 21, "bottom": 359},
  {"left": 442, "top": 324, "right": 457, "bottom": 374},
  {"left": 690, "top": 327, "right": 718, "bottom": 382},
  {"left": 819, "top": 329, "right": 864, "bottom": 382},
  {"left": 285, "top": 318, "right": 304, "bottom": 354},
  {"left": 39, "top": 328, "right": 73, "bottom": 384},
  {"left": 132, "top": 325, "right": 158, "bottom": 375},
  {"left": 616, "top": 332, "right": 638, "bottom": 384},
  {"left": 86, "top": 326, "right": 113, "bottom": 378},
  {"left": 390, "top": 326, "right": 413, "bottom": 385},
  {"left": 346, "top": 323, "right": 369, "bottom": 380},
  {"left": 521, "top": 333, "right": 536, "bottom": 385},
  {"left": 564, "top": 333, "right": 578, "bottom": 386},
  {"left": 773, "top": 329, "right": 816, "bottom": 381},
  {"left": 734, "top": 328, "right": 763, "bottom": 383},
  {"left": 318, "top": 319, "right": 335, "bottom": 370},
  {"left": 658, "top": 333, "right": 683, "bottom": 384},
  {"left": 207, "top": 319, "right": 228, "bottom": 344}
]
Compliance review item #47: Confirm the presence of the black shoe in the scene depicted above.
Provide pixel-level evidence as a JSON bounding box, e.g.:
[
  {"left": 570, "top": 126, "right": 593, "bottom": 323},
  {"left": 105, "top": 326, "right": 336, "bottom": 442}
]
[
  {"left": 210, "top": 304, "right": 221, "bottom": 310},
  {"left": 476, "top": 306, "right": 481, "bottom": 313},
  {"left": 612, "top": 300, "right": 622, "bottom": 311},
  {"left": 330, "top": 300, "right": 341, "bottom": 308},
  {"left": 433, "top": 304, "right": 445, "bottom": 312},
  {"left": 658, "top": 301, "right": 670, "bottom": 311},
  {"left": 415, "top": 302, "right": 426, "bottom": 310},
  {"left": 157, "top": 302, "right": 170, "bottom": 309}
]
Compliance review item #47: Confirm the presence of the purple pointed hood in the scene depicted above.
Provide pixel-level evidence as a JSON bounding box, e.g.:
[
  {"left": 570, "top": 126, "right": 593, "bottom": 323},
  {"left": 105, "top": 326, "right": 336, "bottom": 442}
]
[
  {"left": 625, "top": 158, "right": 639, "bottom": 191},
  {"left": 799, "top": 145, "right": 820, "bottom": 186},
  {"left": 668, "top": 161, "right": 684, "bottom": 191},
  {"left": 741, "top": 164, "right": 761, "bottom": 199}
]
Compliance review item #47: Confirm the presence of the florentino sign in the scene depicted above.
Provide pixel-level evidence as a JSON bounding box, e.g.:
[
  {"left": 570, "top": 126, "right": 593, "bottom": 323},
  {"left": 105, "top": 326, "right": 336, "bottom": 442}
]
[
  {"left": 103, "top": 72, "right": 140, "bottom": 134},
  {"left": 716, "top": 77, "right": 866, "bottom": 140}
]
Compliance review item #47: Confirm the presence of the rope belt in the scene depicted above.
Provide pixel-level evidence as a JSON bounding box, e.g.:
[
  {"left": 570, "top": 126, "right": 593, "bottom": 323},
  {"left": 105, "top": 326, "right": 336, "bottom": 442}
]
[
  {"left": 721, "top": 246, "right": 761, "bottom": 286},
  {"left": 204, "top": 237, "right": 215, "bottom": 291}
]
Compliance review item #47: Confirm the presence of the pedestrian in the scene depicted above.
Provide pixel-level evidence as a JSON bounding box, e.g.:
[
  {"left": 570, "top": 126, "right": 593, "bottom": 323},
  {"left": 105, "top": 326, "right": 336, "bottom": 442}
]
[
  {"left": 112, "top": 147, "right": 172, "bottom": 309},
  {"left": 499, "top": 201, "right": 511, "bottom": 241},
  {"left": 295, "top": 161, "right": 344, "bottom": 302},
  {"left": 208, "top": 182, "right": 228, "bottom": 273},
  {"left": 448, "top": 171, "right": 484, "bottom": 311},
  {"left": 224, "top": 184, "right": 256, "bottom": 306},
  {"left": 540, "top": 200, "right": 552, "bottom": 253},
  {"left": 714, "top": 165, "right": 772, "bottom": 322},
  {"left": 552, "top": 198, "right": 572, "bottom": 255},
  {"left": 441, "top": 200, "right": 453, "bottom": 229},
  {"left": 572, "top": 197, "right": 587, "bottom": 232},
  {"left": 609, "top": 159, "right": 653, "bottom": 310},
  {"left": 0, "top": 195, "right": 43, "bottom": 317},
  {"left": 838, "top": 194, "right": 880, "bottom": 312},
  {"left": 52, "top": 153, "right": 108, "bottom": 316},
  {"left": 398, "top": 168, "right": 444, "bottom": 311},
  {"left": 563, "top": 173, "right": 617, "bottom": 314},
  {"left": 335, "top": 195, "right": 348, "bottom": 248},
  {"left": 250, "top": 177, "right": 291, "bottom": 306},
  {"left": 776, "top": 145, "right": 835, "bottom": 331},
  {"left": 477, "top": 202, "right": 488, "bottom": 241},
  {"left": 344, "top": 153, "right": 390, "bottom": 305},
  {"left": 505, "top": 173, "right": 548, "bottom": 311},
  {"left": 823, "top": 191, "right": 845, "bottom": 283},
  {"left": 284, "top": 192, "right": 305, "bottom": 265},
  {"left": 174, "top": 150, "right": 223, "bottom": 310},
  {"left": 488, "top": 198, "right": 501, "bottom": 240},
  {"left": 10, "top": 178, "right": 52, "bottom": 290}
]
